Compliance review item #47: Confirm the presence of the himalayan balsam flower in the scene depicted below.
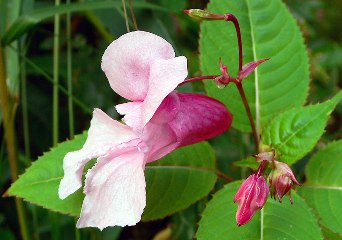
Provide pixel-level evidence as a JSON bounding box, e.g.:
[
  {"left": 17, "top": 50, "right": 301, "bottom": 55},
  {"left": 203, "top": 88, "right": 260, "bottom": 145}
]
[
  {"left": 234, "top": 173, "right": 269, "bottom": 226},
  {"left": 269, "top": 160, "right": 300, "bottom": 203},
  {"left": 58, "top": 31, "right": 232, "bottom": 230}
]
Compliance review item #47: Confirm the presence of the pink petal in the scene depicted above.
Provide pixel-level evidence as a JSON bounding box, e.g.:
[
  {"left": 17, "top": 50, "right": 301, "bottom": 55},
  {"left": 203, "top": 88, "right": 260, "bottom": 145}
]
[
  {"left": 169, "top": 93, "right": 232, "bottom": 147},
  {"left": 255, "top": 176, "right": 269, "bottom": 208},
  {"left": 235, "top": 175, "right": 269, "bottom": 226},
  {"left": 115, "top": 102, "right": 143, "bottom": 128},
  {"left": 140, "top": 56, "right": 187, "bottom": 128},
  {"left": 149, "top": 91, "right": 180, "bottom": 125},
  {"left": 59, "top": 108, "right": 137, "bottom": 199},
  {"left": 101, "top": 31, "right": 176, "bottom": 101},
  {"left": 77, "top": 150, "right": 146, "bottom": 229},
  {"left": 234, "top": 175, "right": 255, "bottom": 203},
  {"left": 115, "top": 57, "right": 187, "bottom": 132},
  {"left": 142, "top": 121, "right": 178, "bottom": 163},
  {"left": 115, "top": 102, "right": 142, "bottom": 116}
]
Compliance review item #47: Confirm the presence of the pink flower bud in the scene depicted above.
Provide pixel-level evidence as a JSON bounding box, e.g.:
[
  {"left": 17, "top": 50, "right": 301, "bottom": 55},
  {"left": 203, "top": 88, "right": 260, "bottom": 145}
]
[
  {"left": 234, "top": 173, "right": 269, "bottom": 226},
  {"left": 268, "top": 161, "right": 300, "bottom": 203}
]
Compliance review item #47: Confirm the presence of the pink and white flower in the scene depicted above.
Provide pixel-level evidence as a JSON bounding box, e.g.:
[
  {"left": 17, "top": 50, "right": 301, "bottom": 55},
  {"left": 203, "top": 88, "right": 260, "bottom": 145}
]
[{"left": 59, "top": 31, "right": 232, "bottom": 230}]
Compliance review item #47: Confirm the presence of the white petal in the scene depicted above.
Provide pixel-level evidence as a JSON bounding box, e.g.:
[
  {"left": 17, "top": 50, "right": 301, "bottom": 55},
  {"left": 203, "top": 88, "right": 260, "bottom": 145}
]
[
  {"left": 101, "top": 31, "right": 175, "bottom": 101},
  {"left": 58, "top": 108, "right": 137, "bottom": 199},
  {"left": 76, "top": 150, "right": 146, "bottom": 230},
  {"left": 141, "top": 56, "right": 188, "bottom": 128},
  {"left": 117, "top": 57, "right": 188, "bottom": 132},
  {"left": 115, "top": 102, "right": 143, "bottom": 129}
]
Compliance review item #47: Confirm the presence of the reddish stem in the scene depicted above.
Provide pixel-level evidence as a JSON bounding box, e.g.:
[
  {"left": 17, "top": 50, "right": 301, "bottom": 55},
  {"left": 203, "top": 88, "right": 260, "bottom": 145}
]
[
  {"left": 256, "top": 160, "right": 268, "bottom": 177},
  {"left": 224, "top": 14, "right": 243, "bottom": 72},
  {"left": 178, "top": 75, "right": 217, "bottom": 86},
  {"left": 235, "top": 82, "right": 259, "bottom": 152},
  {"left": 224, "top": 13, "right": 259, "bottom": 152}
]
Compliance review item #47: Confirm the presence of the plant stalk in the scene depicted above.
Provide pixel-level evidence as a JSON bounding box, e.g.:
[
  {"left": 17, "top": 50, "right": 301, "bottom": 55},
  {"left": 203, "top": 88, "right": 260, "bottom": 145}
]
[
  {"left": 178, "top": 75, "right": 217, "bottom": 86},
  {"left": 53, "top": 0, "right": 60, "bottom": 146},
  {"left": 128, "top": 0, "right": 138, "bottom": 30},
  {"left": 51, "top": 0, "right": 61, "bottom": 239},
  {"left": 235, "top": 82, "right": 259, "bottom": 152},
  {"left": 224, "top": 14, "right": 243, "bottom": 72},
  {"left": 122, "top": 0, "right": 130, "bottom": 32},
  {"left": 67, "top": 0, "right": 74, "bottom": 139},
  {"left": 0, "top": 47, "right": 30, "bottom": 240},
  {"left": 225, "top": 13, "right": 260, "bottom": 152},
  {"left": 20, "top": 42, "right": 31, "bottom": 159},
  {"left": 256, "top": 160, "right": 268, "bottom": 177}
]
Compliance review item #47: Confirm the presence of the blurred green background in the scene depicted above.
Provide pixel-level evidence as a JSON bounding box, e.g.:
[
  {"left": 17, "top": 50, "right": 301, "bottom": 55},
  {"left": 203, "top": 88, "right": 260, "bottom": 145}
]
[{"left": 0, "top": 0, "right": 341, "bottom": 239}]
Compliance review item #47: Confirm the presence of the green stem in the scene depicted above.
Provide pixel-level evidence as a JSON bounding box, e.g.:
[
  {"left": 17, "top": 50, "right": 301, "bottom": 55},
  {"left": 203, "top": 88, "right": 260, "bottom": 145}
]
[
  {"left": 121, "top": 0, "right": 130, "bottom": 32},
  {"left": 75, "top": 219, "right": 81, "bottom": 240},
  {"left": 128, "top": 0, "right": 138, "bottom": 30},
  {"left": 53, "top": 0, "right": 60, "bottom": 146},
  {"left": 31, "top": 203, "right": 40, "bottom": 240},
  {"left": 67, "top": 0, "right": 74, "bottom": 139},
  {"left": 20, "top": 42, "right": 31, "bottom": 159},
  {"left": 20, "top": 40, "right": 41, "bottom": 240},
  {"left": 0, "top": 47, "right": 30, "bottom": 240},
  {"left": 51, "top": 0, "right": 61, "bottom": 239},
  {"left": 115, "top": 6, "right": 134, "bottom": 28}
]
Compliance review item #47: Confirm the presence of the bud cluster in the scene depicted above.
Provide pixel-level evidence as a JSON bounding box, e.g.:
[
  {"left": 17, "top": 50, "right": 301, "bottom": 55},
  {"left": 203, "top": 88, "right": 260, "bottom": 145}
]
[{"left": 234, "top": 150, "right": 300, "bottom": 226}]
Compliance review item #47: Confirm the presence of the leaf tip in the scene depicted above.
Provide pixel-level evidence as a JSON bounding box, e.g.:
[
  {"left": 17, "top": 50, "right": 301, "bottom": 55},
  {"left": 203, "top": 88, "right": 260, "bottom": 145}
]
[{"left": 2, "top": 190, "right": 9, "bottom": 198}]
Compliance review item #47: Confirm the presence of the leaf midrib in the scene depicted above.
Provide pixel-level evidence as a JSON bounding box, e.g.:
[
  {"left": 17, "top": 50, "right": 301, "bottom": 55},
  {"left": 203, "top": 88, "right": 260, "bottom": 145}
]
[
  {"left": 246, "top": 0, "right": 260, "bottom": 137},
  {"left": 277, "top": 103, "right": 331, "bottom": 149},
  {"left": 11, "top": 165, "right": 216, "bottom": 189},
  {"left": 302, "top": 185, "right": 342, "bottom": 191},
  {"left": 245, "top": 1, "right": 264, "bottom": 239}
]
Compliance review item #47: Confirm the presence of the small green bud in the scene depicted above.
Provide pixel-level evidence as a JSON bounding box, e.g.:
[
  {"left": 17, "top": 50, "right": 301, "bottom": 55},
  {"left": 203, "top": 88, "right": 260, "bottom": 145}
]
[{"left": 183, "top": 9, "right": 224, "bottom": 21}]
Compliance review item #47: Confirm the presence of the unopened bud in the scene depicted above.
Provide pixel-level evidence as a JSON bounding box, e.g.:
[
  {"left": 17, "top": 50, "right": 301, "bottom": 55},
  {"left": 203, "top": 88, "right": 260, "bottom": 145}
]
[
  {"left": 183, "top": 9, "right": 225, "bottom": 21},
  {"left": 234, "top": 173, "right": 269, "bottom": 226},
  {"left": 268, "top": 161, "right": 300, "bottom": 203}
]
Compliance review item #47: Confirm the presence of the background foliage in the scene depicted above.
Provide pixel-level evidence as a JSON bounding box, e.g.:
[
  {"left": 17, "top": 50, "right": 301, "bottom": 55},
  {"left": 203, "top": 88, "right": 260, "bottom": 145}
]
[{"left": 0, "top": 0, "right": 341, "bottom": 239}]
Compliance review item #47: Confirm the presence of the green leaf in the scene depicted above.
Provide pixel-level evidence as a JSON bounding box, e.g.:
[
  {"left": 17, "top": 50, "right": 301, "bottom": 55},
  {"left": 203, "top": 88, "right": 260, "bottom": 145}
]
[
  {"left": 2, "top": 0, "right": 169, "bottom": 45},
  {"left": 8, "top": 132, "right": 217, "bottom": 221},
  {"left": 298, "top": 140, "right": 342, "bottom": 236},
  {"left": 200, "top": 0, "right": 309, "bottom": 132},
  {"left": 197, "top": 181, "right": 323, "bottom": 240},
  {"left": 143, "top": 142, "right": 217, "bottom": 220},
  {"left": 322, "top": 227, "right": 342, "bottom": 240},
  {"left": 233, "top": 156, "right": 259, "bottom": 170},
  {"left": 8, "top": 133, "right": 87, "bottom": 216},
  {"left": 263, "top": 91, "right": 342, "bottom": 165}
]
